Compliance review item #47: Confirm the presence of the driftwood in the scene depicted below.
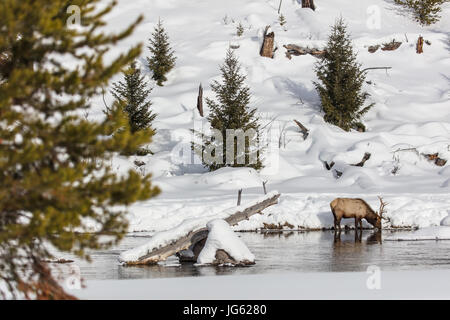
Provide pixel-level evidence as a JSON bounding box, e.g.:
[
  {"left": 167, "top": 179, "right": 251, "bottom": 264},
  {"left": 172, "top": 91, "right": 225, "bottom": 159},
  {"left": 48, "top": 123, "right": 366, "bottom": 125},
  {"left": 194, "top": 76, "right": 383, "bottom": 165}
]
[
  {"left": 423, "top": 153, "right": 447, "bottom": 167},
  {"left": 197, "top": 83, "right": 204, "bottom": 117},
  {"left": 284, "top": 44, "right": 325, "bottom": 59},
  {"left": 381, "top": 40, "right": 402, "bottom": 51},
  {"left": 302, "top": 0, "right": 316, "bottom": 10},
  {"left": 125, "top": 193, "right": 281, "bottom": 265},
  {"left": 324, "top": 161, "right": 335, "bottom": 171},
  {"left": 351, "top": 152, "right": 371, "bottom": 167},
  {"left": 416, "top": 36, "right": 424, "bottom": 54},
  {"left": 324, "top": 152, "right": 371, "bottom": 178},
  {"left": 368, "top": 45, "right": 380, "bottom": 53},
  {"left": 260, "top": 26, "right": 275, "bottom": 58},
  {"left": 293, "top": 120, "right": 309, "bottom": 140},
  {"left": 323, "top": 161, "right": 342, "bottom": 179}
]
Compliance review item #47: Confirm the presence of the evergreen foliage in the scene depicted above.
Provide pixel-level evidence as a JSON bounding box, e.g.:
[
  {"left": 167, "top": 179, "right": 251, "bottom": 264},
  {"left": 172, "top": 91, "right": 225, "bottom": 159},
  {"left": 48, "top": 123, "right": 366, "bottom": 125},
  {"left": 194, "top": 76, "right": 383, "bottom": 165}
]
[
  {"left": 236, "top": 23, "right": 244, "bottom": 37},
  {"left": 313, "top": 18, "right": 373, "bottom": 132},
  {"left": 279, "top": 14, "right": 287, "bottom": 27},
  {"left": 394, "top": 0, "right": 448, "bottom": 25},
  {"left": 194, "top": 49, "right": 263, "bottom": 171},
  {"left": 146, "top": 19, "right": 176, "bottom": 86},
  {"left": 0, "top": 0, "right": 160, "bottom": 299},
  {"left": 111, "top": 62, "right": 156, "bottom": 134}
]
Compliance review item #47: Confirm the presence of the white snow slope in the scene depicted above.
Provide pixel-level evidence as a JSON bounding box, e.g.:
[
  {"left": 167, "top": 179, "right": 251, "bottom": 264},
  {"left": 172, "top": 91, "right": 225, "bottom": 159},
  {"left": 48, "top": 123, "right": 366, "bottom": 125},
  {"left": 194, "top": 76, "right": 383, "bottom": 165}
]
[{"left": 88, "top": 0, "right": 450, "bottom": 232}]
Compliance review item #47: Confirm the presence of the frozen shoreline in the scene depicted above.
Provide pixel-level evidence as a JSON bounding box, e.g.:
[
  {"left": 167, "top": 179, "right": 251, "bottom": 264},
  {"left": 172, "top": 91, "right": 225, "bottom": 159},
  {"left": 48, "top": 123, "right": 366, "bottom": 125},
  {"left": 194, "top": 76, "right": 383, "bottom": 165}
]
[{"left": 121, "top": 191, "right": 450, "bottom": 233}]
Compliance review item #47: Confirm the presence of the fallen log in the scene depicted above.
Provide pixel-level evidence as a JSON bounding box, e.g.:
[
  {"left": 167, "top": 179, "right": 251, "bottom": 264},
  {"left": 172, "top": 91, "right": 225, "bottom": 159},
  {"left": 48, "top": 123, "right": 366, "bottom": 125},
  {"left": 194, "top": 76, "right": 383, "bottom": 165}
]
[
  {"left": 284, "top": 44, "right": 325, "bottom": 59},
  {"left": 423, "top": 153, "right": 447, "bottom": 167},
  {"left": 120, "top": 192, "right": 281, "bottom": 265},
  {"left": 381, "top": 40, "right": 402, "bottom": 51},
  {"left": 351, "top": 152, "right": 371, "bottom": 167},
  {"left": 293, "top": 119, "right": 309, "bottom": 140},
  {"left": 368, "top": 45, "right": 380, "bottom": 53}
]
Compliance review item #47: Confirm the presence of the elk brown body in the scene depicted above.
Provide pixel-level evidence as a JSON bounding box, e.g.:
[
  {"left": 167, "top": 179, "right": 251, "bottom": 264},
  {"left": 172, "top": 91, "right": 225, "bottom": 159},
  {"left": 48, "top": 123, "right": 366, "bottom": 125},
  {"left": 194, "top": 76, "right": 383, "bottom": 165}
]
[{"left": 330, "top": 198, "right": 384, "bottom": 232}]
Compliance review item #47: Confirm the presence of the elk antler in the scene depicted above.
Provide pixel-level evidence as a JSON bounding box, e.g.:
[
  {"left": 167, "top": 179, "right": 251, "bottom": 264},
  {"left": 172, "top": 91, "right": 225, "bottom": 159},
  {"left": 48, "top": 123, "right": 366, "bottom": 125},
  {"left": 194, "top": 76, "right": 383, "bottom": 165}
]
[{"left": 377, "top": 196, "right": 390, "bottom": 221}]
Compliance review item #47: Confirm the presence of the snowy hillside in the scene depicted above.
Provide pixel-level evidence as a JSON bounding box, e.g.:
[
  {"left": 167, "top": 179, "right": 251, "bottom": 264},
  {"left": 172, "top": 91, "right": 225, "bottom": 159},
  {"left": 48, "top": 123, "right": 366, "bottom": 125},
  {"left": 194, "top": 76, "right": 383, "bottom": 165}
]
[{"left": 91, "top": 0, "right": 450, "bottom": 232}]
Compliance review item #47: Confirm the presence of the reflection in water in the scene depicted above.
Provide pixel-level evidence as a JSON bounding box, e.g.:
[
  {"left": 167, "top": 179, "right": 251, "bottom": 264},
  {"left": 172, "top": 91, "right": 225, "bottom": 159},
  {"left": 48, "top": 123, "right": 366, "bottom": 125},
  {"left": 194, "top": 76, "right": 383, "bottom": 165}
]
[{"left": 55, "top": 231, "right": 450, "bottom": 281}]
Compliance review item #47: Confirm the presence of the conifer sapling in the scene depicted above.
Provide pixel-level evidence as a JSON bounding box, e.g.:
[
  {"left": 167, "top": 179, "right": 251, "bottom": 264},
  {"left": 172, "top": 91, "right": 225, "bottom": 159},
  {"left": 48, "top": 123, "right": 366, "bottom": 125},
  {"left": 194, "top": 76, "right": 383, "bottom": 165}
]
[
  {"left": 147, "top": 19, "right": 176, "bottom": 86},
  {"left": 313, "top": 18, "right": 374, "bottom": 132},
  {"left": 111, "top": 61, "right": 156, "bottom": 134},
  {"left": 193, "top": 49, "right": 263, "bottom": 171}
]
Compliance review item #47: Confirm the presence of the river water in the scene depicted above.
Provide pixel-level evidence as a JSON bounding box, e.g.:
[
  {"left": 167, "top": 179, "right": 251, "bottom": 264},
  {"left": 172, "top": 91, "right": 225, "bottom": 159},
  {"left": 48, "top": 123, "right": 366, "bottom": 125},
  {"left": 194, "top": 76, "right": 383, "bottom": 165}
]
[{"left": 56, "top": 230, "right": 450, "bottom": 281}]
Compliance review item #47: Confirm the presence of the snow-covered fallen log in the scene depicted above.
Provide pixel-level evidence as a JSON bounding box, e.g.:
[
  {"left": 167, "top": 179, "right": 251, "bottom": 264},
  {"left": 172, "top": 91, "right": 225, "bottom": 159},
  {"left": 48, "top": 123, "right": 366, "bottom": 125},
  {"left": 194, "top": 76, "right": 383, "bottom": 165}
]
[
  {"left": 119, "top": 191, "right": 280, "bottom": 265},
  {"left": 196, "top": 219, "right": 255, "bottom": 266}
]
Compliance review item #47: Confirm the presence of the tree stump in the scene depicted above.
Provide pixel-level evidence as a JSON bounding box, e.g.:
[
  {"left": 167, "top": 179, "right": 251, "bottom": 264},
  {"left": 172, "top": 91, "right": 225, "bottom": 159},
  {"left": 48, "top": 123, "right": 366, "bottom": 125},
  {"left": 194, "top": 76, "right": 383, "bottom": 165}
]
[
  {"left": 416, "top": 36, "right": 424, "bottom": 54},
  {"left": 293, "top": 120, "right": 309, "bottom": 140},
  {"left": 260, "top": 26, "right": 275, "bottom": 58},
  {"left": 302, "top": 0, "right": 316, "bottom": 10},
  {"left": 197, "top": 83, "right": 204, "bottom": 117}
]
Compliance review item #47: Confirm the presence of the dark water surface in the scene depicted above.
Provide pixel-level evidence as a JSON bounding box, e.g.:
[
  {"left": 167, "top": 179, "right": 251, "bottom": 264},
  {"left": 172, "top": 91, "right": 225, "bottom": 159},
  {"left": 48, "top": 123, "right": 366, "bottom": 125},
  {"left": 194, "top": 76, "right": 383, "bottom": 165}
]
[{"left": 57, "top": 231, "right": 450, "bottom": 281}]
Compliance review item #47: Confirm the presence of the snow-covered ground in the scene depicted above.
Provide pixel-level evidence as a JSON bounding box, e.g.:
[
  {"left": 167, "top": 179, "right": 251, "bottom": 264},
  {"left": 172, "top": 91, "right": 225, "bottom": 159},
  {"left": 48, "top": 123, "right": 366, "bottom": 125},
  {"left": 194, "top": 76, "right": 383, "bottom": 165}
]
[
  {"left": 69, "top": 270, "right": 450, "bottom": 300},
  {"left": 386, "top": 226, "right": 450, "bottom": 241},
  {"left": 88, "top": 0, "right": 450, "bottom": 233}
]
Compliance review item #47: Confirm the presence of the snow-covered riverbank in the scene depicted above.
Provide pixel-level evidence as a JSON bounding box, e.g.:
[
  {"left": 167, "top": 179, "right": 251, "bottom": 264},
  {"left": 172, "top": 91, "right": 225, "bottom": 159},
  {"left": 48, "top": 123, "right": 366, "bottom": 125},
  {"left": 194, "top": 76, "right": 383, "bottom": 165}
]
[
  {"left": 85, "top": 0, "right": 450, "bottom": 235},
  {"left": 120, "top": 190, "right": 450, "bottom": 233}
]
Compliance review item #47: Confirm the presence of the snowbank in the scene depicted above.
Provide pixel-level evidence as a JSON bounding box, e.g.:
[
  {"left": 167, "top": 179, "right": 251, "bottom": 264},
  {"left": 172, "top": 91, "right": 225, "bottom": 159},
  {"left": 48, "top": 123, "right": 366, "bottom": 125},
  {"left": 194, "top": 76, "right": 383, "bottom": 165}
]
[
  {"left": 385, "top": 226, "right": 450, "bottom": 241},
  {"left": 88, "top": 0, "right": 450, "bottom": 234},
  {"left": 196, "top": 219, "right": 255, "bottom": 265},
  {"left": 441, "top": 214, "right": 450, "bottom": 226}
]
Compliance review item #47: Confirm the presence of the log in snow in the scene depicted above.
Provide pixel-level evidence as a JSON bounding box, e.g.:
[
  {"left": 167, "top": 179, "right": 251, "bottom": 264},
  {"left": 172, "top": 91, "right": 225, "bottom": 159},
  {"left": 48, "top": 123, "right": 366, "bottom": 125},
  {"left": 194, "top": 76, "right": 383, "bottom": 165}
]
[{"left": 120, "top": 191, "right": 281, "bottom": 265}]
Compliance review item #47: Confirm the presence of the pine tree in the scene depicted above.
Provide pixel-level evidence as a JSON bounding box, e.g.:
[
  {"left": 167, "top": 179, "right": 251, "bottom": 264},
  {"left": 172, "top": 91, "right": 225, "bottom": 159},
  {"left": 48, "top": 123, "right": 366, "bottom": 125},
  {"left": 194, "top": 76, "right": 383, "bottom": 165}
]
[
  {"left": 279, "top": 14, "right": 287, "bottom": 27},
  {"left": 111, "top": 62, "right": 156, "bottom": 134},
  {"left": 236, "top": 22, "right": 244, "bottom": 37},
  {"left": 394, "top": 0, "right": 448, "bottom": 25},
  {"left": 146, "top": 19, "right": 176, "bottom": 86},
  {"left": 194, "top": 49, "right": 263, "bottom": 171},
  {"left": 0, "top": 1, "right": 160, "bottom": 299},
  {"left": 313, "top": 18, "right": 373, "bottom": 132}
]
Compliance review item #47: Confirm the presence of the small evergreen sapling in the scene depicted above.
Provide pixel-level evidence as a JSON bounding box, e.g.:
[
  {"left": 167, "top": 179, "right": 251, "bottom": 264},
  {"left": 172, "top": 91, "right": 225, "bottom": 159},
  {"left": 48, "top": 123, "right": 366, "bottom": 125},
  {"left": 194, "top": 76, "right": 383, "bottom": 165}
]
[
  {"left": 236, "top": 22, "right": 245, "bottom": 37},
  {"left": 111, "top": 62, "right": 156, "bottom": 134},
  {"left": 279, "top": 14, "right": 287, "bottom": 27},
  {"left": 313, "top": 18, "right": 374, "bottom": 132},
  {"left": 147, "top": 19, "right": 176, "bottom": 86},
  {"left": 193, "top": 49, "right": 263, "bottom": 171}
]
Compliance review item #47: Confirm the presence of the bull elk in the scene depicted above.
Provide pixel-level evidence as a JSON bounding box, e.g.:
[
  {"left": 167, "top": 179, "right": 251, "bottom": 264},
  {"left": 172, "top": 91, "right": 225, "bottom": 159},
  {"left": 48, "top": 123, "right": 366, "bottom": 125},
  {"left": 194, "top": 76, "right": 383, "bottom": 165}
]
[{"left": 330, "top": 196, "right": 388, "bottom": 232}]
